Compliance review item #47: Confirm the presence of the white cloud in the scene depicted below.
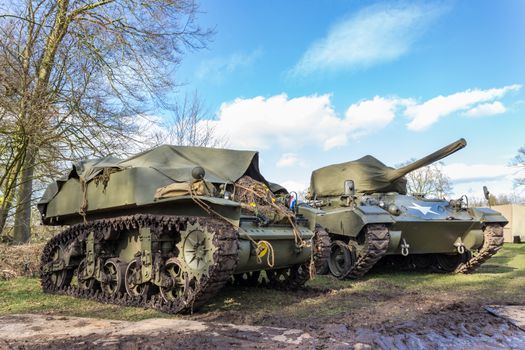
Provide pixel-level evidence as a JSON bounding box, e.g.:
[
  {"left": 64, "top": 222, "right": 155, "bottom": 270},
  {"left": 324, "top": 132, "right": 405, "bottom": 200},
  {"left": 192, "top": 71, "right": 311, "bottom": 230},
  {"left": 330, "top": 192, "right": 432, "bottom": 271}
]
[
  {"left": 443, "top": 163, "right": 520, "bottom": 183},
  {"left": 404, "top": 84, "right": 521, "bottom": 131},
  {"left": 276, "top": 153, "right": 302, "bottom": 168},
  {"left": 443, "top": 163, "right": 525, "bottom": 199},
  {"left": 126, "top": 115, "right": 166, "bottom": 151},
  {"left": 211, "top": 94, "right": 400, "bottom": 151},
  {"left": 279, "top": 180, "right": 308, "bottom": 194},
  {"left": 290, "top": 3, "right": 445, "bottom": 76},
  {"left": 212, "top": 94, "right": 341, "bottom": 150},
  {"left": 196, "top": 49, "right": 262, "bottom": 82},
  {"left": 464, "top": 101, "right": 506, "bottom": 118},
  {"left": 344, "top": 96, "right": 405, "bottom": 137},
  {"left": 209, "top": 84, "right": 521, "bottom": 152}
]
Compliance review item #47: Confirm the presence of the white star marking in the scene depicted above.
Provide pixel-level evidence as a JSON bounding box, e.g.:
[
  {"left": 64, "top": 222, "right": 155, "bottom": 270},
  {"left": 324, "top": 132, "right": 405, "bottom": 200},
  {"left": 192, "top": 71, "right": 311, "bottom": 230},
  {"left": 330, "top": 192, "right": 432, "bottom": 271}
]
[{"left": 409, "top": 202, "right": 438, "bottom": 215}]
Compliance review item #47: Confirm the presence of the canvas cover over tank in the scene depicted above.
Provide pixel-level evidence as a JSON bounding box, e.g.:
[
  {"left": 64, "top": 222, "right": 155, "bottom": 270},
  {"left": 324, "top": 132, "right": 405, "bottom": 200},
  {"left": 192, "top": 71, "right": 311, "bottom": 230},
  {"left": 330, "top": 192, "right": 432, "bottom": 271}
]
[
  {"left": 310, "top": 155, "right": 408, "bottom": 196},
  {"left": 38, "top": 145, "right": 277, "bottom": 217},
  {"left": 310, "top": 138, "right": 467, "bottom": 197}
]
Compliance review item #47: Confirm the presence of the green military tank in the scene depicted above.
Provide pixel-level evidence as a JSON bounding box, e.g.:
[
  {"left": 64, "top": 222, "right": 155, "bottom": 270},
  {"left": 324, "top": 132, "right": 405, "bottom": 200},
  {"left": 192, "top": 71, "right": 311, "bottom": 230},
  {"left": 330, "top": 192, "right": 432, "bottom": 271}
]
[
  {"left": 38, "top": 145, "right": 330, "bottom": 313},
  {"left": 298, "top": 139, "right": 507, "bottom": 279}
]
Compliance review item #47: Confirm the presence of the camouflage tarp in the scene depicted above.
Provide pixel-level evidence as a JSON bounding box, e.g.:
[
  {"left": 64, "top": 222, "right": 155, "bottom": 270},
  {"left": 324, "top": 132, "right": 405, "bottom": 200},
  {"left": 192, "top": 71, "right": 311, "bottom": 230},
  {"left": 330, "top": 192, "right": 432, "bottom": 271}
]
[
  {"left": 310, "top": 155, "right": 408, "bottom": 196},
  {"left": 38, "top": 145, "right": 275, "bottom": 212},
  {"left": 310, "top": 138, "right": 466, "bottom": 197}
]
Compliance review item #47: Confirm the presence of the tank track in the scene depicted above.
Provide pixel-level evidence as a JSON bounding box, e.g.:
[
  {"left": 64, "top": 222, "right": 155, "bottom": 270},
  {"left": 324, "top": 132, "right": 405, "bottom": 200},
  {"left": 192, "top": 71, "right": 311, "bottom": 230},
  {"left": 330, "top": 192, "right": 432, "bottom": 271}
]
[
  {"left": 40, "top": 214, "right": 239, "bottom": 314},
  {"left": 454, "top": 223, "right": 504, "bottom": 274},
  {"left": 312, "top": 225, "right": 331, "bottom": 273},
  {"left": 231, "top": 225, "right": 331, "bottom": 290},
  {"left": 341, "top": 224, "right": 390, "bottom": 279}
]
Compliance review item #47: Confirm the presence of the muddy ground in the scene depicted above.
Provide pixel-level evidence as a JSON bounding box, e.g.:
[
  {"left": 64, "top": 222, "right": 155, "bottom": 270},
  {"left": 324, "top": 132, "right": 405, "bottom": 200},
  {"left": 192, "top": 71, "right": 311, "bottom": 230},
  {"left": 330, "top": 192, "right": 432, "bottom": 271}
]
[
  {"left": 0, "top": 314, "right": 313, "bottom": 349},
  {"left": 2, "top": 297, "right": 525, "bottom": 349}
]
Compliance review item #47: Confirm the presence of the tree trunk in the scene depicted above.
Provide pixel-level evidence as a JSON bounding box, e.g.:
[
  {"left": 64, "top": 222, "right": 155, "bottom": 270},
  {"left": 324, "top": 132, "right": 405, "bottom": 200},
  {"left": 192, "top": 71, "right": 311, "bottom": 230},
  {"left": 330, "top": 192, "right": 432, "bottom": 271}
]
[
  {"left": 12, "top": 147, "right": 36, "bottom": 243},
  {"left": 0, "top": 157, "right": 22, "bottom": 239},
  {"left": 0, "top": 197, "right": 14, "bottom": 239}
]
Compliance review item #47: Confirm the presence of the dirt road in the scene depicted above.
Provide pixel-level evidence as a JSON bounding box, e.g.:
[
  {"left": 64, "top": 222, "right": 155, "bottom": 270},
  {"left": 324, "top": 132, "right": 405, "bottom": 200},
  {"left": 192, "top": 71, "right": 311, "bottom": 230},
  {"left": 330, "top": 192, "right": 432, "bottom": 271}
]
[
  {"left": 2, "top": 304, "right": 525, "bottom": 349},
  {"left": 0, "top": 314, "right": 313, "bottom": 349}
]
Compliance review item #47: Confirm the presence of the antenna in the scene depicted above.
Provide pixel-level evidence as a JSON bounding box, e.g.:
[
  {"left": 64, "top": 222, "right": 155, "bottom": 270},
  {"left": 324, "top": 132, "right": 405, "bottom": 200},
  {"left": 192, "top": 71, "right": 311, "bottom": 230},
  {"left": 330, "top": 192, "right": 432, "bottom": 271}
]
[{"left": 483, "top": 186, "right": 491, "bottom": 208}]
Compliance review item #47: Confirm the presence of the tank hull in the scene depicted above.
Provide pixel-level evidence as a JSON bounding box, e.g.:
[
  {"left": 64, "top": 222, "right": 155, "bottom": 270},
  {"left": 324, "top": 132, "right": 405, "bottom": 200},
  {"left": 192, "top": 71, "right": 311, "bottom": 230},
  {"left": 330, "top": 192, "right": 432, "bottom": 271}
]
[
  {"left": 41, "top": 182, "right": 316, "bottom": 276},
  {"left": 39, "top": 212, "right": 327, "bottom": 314},
  {"left": 301, "top": 195, "right": 506, "bottom": 254},
  {"left": 300, "top": 194, "right": 507, "bottom": 278},
  {"left": 386, "top": 222, "right": 483, "bottom": 255},
  {"left": 236, "top": 222, "right": 313, "bottom": 273}
]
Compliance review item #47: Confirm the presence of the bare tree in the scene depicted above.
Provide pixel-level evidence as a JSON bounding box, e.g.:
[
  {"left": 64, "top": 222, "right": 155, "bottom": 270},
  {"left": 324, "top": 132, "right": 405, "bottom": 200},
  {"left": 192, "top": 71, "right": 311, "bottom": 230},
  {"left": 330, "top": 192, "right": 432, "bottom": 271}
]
[
  {"left": 514, "top": 146, "right": 525, "bottom": 188},
  {"left": 401, "top": 160, "right": 453, "bottom": 198},
  {"left": 147, "top": 92, "right": 228, "bottom": 148},
  {"left": 0, "top": 0, "right": 211, "bottom": 242}
]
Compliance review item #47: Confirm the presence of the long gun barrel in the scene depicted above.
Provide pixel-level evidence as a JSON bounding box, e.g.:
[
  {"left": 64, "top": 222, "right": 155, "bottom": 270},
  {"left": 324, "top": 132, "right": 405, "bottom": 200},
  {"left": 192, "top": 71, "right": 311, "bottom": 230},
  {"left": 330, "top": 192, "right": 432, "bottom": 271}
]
[{"left": 387, "top": 138, "right": 467, "bottom": 182}]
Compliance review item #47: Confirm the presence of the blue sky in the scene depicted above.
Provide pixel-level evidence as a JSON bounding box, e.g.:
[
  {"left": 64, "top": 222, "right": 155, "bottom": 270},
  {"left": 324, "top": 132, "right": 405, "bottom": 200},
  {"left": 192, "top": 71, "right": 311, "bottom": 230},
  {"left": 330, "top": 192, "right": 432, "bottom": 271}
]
[{"left": 170, "top": 0, "right": 525, "bottom": 199}]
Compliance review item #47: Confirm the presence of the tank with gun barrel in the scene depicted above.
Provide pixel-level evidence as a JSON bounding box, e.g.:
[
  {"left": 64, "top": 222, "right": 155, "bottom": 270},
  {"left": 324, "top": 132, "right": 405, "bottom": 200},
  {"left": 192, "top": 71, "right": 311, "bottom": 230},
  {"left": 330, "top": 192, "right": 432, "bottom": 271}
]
[
  {"left": 37, "top": 145, "right": 330, "bottom": 314},
  {"left": 299, "top": 138, "right": 507, "bottom": 279}
]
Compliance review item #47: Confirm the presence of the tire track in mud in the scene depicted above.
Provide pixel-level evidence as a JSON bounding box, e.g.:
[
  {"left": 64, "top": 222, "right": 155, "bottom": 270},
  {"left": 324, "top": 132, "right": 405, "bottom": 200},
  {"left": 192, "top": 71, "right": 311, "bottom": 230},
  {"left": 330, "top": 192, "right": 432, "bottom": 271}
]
[
  {"left": 0, "top": 314, "right": 313, "bottom": 349},
  {"left": 314, "top": 303, "right": 525, "bottom": 349},
  {"left": 3, "top": 303, "right": 525, "bottom": 350}
]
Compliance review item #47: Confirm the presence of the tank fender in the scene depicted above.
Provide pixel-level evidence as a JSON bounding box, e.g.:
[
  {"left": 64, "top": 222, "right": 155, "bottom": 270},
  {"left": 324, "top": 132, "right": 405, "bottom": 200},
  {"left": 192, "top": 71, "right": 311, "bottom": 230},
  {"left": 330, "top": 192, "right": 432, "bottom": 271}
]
[
  {"left": 470, "top": 207, "right": 508, "bottom": 225},
  {"left": 192, "top": 196, "right": 241, "bottom": 207},
  {"left": 356, "top": 205, "right": 395, "bottom": 224},
  {"left": 313, "top": 205, "right": 394, "bottom": 238},
  {"left": 346, "top": 206, "right": 394, "bottom": 237}
]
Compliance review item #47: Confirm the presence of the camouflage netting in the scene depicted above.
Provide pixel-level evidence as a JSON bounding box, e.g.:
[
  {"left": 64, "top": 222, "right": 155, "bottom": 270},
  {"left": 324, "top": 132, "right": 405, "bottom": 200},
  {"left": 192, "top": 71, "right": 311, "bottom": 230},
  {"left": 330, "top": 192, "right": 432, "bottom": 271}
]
[
  {"left": 233, "top": 176, "right": 292, "bottom": 223},
  {"left": 310, "top": 138, "right": 466, "bottom": 197},
  {"left": 233, "top": 176, "right": 308, "bottom": 254}
]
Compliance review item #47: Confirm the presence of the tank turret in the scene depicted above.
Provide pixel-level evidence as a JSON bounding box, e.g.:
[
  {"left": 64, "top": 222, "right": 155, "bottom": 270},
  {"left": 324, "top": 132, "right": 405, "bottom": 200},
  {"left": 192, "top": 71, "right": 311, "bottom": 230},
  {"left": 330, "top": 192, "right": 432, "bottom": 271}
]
[{"left": 310, "top": 138, "right": 467, "bottom": 196}]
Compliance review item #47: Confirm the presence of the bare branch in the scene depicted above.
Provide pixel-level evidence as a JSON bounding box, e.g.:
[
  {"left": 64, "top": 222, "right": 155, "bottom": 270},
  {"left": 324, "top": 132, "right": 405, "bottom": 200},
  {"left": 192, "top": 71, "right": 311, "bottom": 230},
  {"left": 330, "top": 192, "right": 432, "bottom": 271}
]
[{"left": 0, "top": 0, "right": 212, "bottom": 240}]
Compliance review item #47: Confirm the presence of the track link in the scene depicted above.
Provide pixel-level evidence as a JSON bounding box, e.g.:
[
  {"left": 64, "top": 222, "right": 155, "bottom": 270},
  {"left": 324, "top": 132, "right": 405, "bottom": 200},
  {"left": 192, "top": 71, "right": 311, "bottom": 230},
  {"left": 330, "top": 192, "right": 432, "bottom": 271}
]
[
  {"left": 40, "top": 214, "right": 238, "bottom": 314},
  {"left": 342, "top": 224, "right": 390, "bottom": 279},
  {"left": 455, "top": 223, "right": 504, "bottom": 274},
  {"left": 312, "top": 225, "right": 331, "bottom": 273}
]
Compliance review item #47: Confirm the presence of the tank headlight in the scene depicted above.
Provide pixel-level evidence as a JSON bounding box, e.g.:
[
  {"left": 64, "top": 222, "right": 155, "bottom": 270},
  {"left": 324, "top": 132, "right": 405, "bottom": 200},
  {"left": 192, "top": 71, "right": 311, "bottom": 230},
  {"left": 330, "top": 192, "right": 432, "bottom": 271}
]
[
  {"left": 387, "top": 204, "right": 401, "bottom": 215},
  {"left": 223, "top": 191, "right": 232, "bottom": 200},
  {"left": 379, "top": 200, "right": 385, "bottom": 208}
]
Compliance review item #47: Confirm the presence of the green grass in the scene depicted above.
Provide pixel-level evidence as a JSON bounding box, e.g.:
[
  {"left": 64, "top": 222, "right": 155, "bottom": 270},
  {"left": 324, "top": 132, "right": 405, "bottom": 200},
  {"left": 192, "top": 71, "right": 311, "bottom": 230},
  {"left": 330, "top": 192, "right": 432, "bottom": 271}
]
[
  {"left": 310, "top": 243, "right": 525, "bottom": 291},
  {"left": 0, "top": 278, "right": 167, "bottom": 321},
  {"left": 1, "top": 243, "right": 524, "bottom": 322}
]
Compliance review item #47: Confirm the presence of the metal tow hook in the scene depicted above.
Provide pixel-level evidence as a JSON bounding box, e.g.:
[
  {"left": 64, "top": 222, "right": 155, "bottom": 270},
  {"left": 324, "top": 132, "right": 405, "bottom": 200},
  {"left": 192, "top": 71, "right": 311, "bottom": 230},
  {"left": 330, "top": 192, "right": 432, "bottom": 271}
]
[
  {"left": 454, "top": 238, "right": 465, "bottom": 254},
  {"left": 401, "top": 238, "right": 410, "bottom": 256}
]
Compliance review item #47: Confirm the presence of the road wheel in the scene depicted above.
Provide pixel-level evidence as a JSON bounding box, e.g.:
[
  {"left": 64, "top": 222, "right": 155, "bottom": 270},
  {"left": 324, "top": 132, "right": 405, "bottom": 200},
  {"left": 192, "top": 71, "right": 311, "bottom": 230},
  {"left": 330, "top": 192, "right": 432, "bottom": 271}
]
[{"left": 328, "top": 240, "right": 354, "bottom": 278}]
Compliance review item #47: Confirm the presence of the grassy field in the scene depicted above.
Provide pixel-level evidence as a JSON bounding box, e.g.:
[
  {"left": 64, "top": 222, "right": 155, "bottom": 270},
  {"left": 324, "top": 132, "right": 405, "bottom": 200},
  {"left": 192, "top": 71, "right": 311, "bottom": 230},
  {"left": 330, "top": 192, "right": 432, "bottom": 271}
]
[{"left": 1, "top": 243, "right": 523, "bottom": 324}]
